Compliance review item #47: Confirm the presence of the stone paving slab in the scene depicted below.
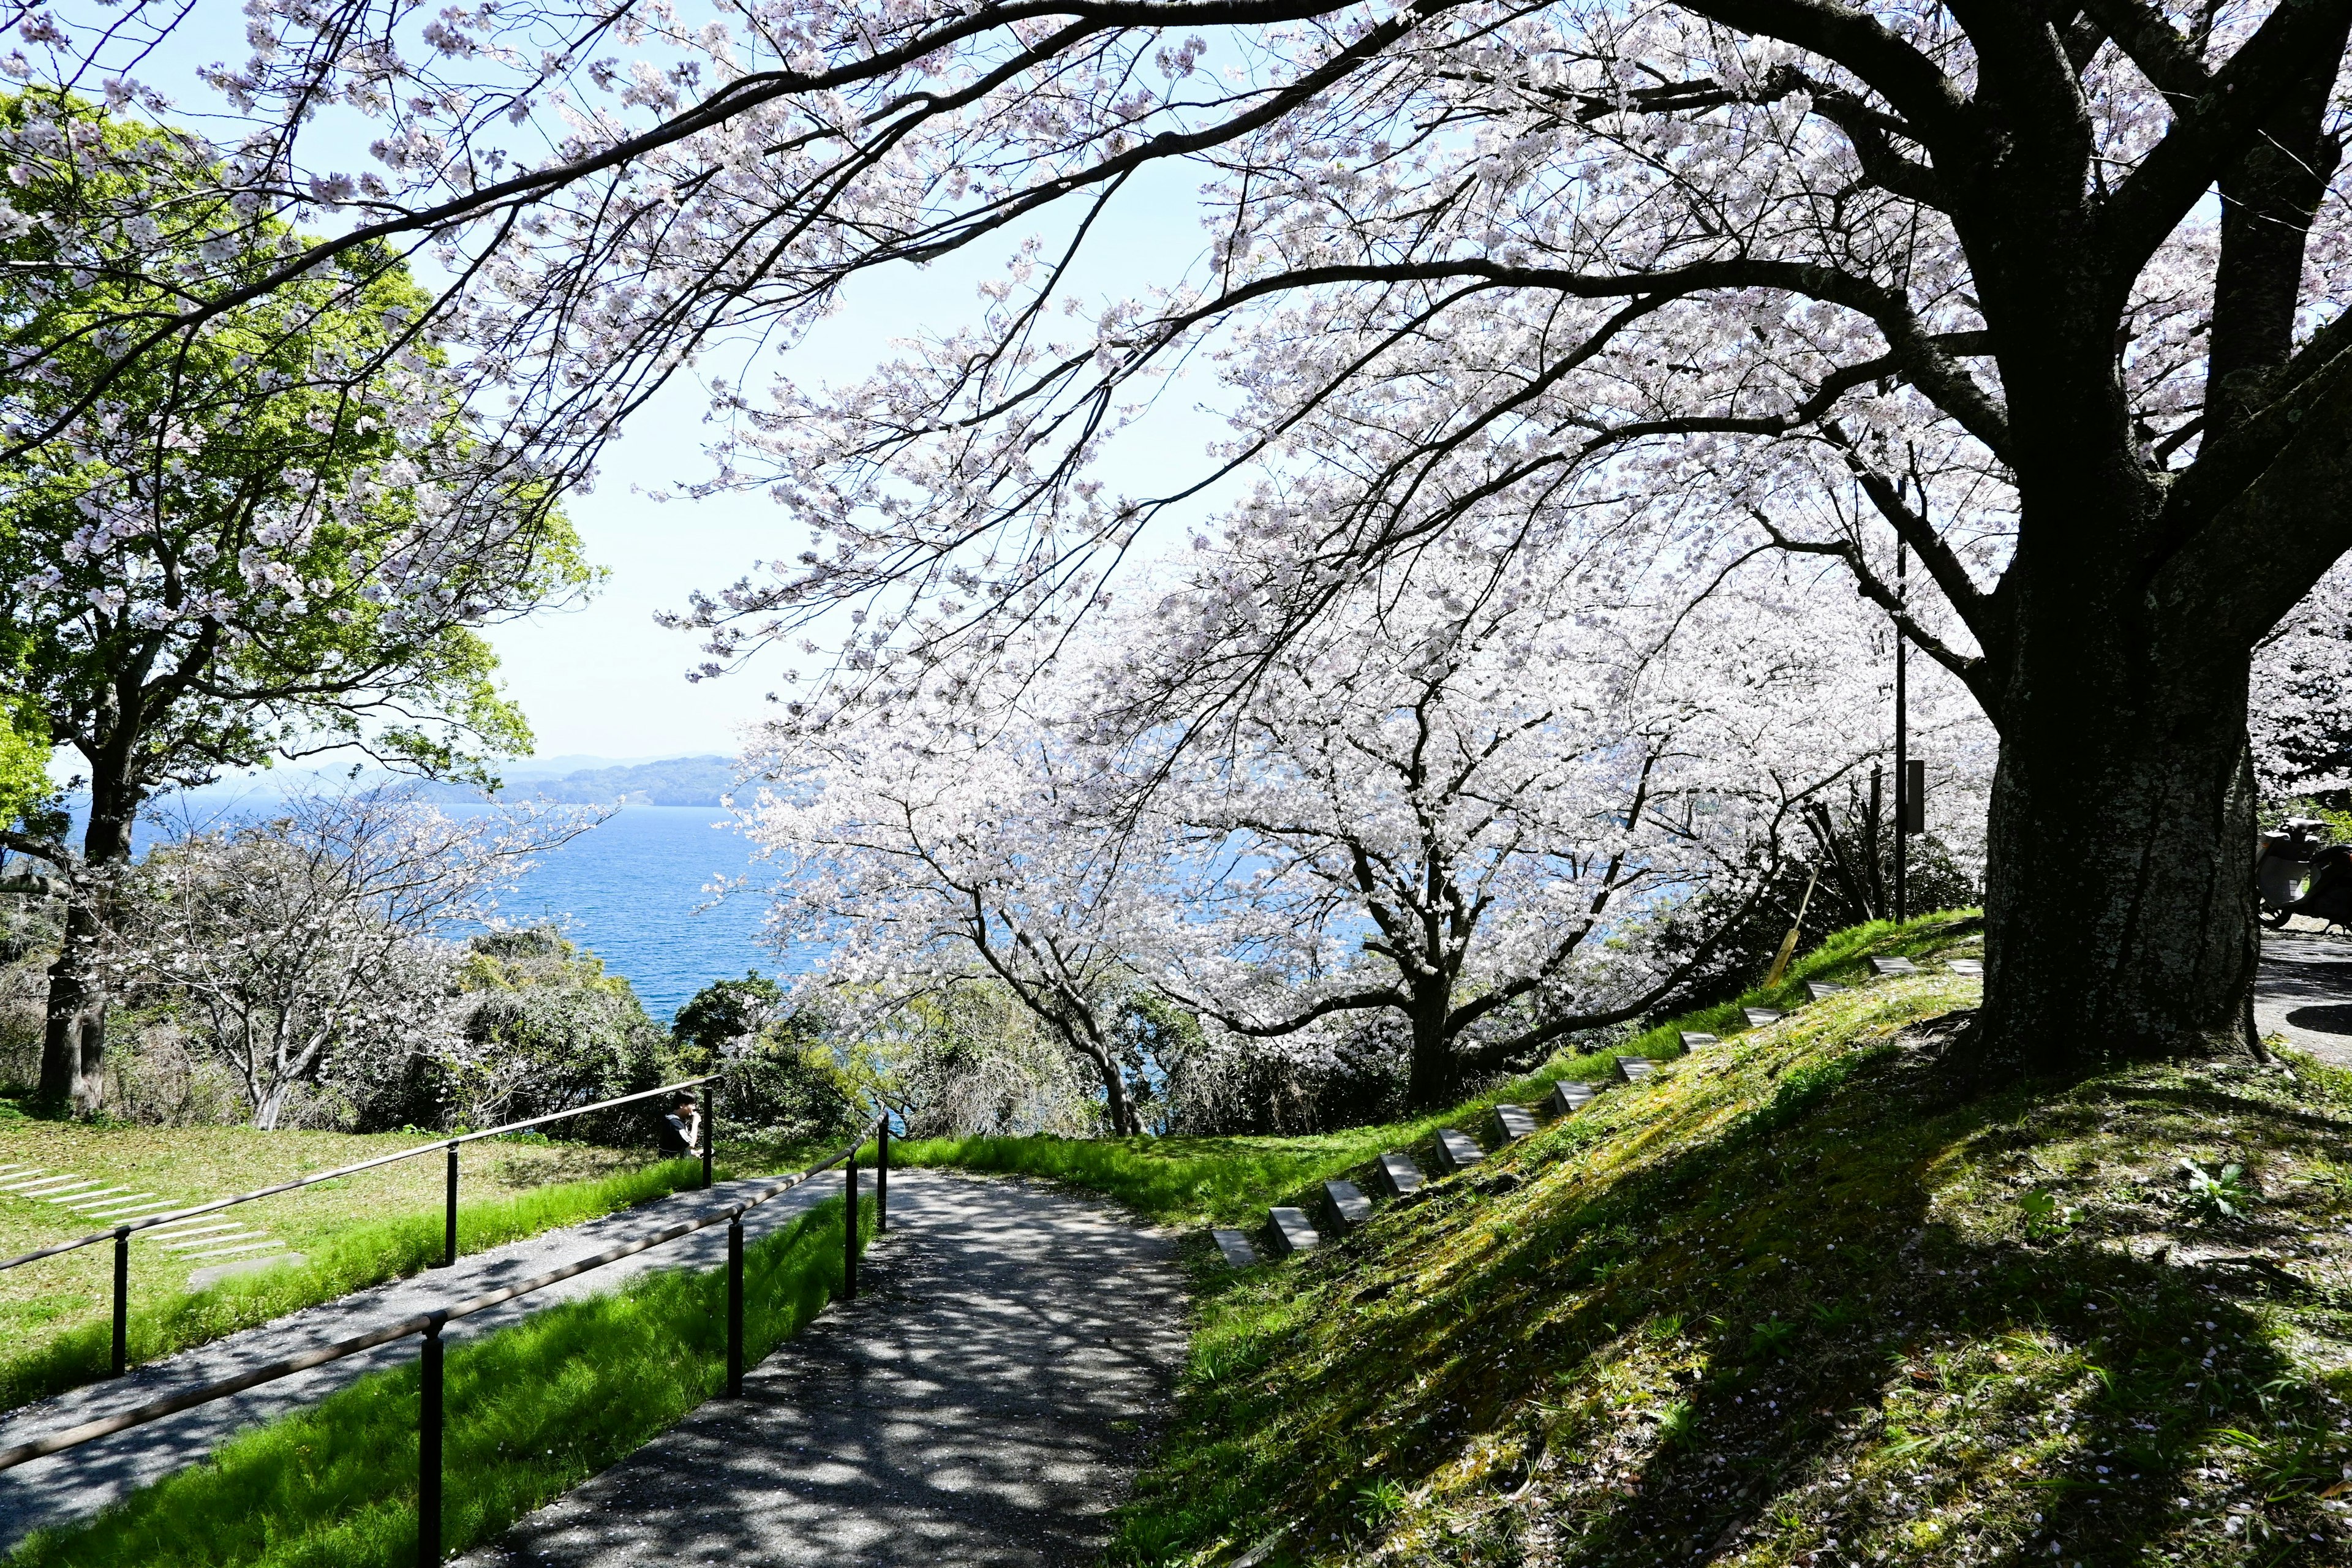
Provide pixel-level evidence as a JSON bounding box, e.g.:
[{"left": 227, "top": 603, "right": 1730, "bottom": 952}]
[
  {"left": 1547, "top": 1080, "right": 1598, "bottom": 1117},
  {"left": 1320, "top": 1180, "right": 1372, "bottom": 1232},
  {"left": 0, "top": 1167, "right": 860, "bottom": 1549},
  {"left": 1373, "top": 1153, "right": 1424, "bottom": 1198},
  {"left": 455, "top": 1173, "right": 1186, "bottom": 1568},
  {"left": 1431, "top": 1129, "right": 1483, "bottom": 1174}
]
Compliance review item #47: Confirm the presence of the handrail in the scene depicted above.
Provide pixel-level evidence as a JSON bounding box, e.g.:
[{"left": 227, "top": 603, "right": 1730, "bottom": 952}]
[
  {"left": 0, "top": 1074, "right": 723, "bottom": 1274},
  {"left": 0, "top": 1117, "right": 888, "bottom": 1514}
]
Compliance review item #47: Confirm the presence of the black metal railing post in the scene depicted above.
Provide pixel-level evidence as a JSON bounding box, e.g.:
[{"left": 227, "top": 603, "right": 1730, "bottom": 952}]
[
  {"left": 443, "top": 1143, "right": 459, "bottom": 1268},
  {"left": 876, "top": 1120, "right": 888, "bottom": 1234},
  {"left": 110, "top": 1228, "right": 128, "bottom": 1378},
  {"left": 726, "top": 1214, "right": 745, "bottom": 1397},
  {"left": 418, "top": 1312, "right": 447, "bottom": 1567},
  {"left": 843, "top": 1150, "right": 858, "bottom": 1303},
  {"left": 700, "top": 1082, "right": 714, "bottom": 1191}
]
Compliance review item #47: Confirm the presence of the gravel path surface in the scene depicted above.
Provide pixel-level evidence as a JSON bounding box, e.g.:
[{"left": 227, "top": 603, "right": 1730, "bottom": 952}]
[
  {"left": 2257, "top": 929, "right": 2352, "bottom": 1069},
  {"left": 0, "top": 1164, "right": 859, "bottom": 1550},
  {"left": 454, "top": 1171, "right": 1188, "bottom": 1568}
]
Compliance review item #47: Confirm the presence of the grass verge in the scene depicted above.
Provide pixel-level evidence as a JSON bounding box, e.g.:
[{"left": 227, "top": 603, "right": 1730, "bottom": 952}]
[
  {"left": 0, "top": 1153, "right": 718, "bottom": 1410},
  {"left": 894, "top": 911, "right": 1985, "bottom": 1229},
  {"left": 8, "top": 1193, "right": 875, "bottom": 1567},
  {"left": 1101, "top": 966, "right": 2352, "bottom": 1567}
]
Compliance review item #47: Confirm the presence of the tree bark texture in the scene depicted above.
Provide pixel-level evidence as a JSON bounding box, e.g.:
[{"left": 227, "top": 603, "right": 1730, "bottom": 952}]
[{"left": 39, "top": 806, "right": 132, "bottom": 1112}]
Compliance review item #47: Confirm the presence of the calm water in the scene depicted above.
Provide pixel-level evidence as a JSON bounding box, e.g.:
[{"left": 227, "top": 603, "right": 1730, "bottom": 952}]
[
  {"left": 480, "top": 806, "right": 785, "bottom": 1019},
  {"left": 81, "top": 802, "right": 786, "bottom": 1022}
]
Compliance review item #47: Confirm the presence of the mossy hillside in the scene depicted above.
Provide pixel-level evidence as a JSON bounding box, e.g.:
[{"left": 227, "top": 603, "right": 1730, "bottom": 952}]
[
  {"left": 1111, "top": 970, "right": 2352, "bottom": 1567},
  {"left": 895, "top": 912, "right": 1985, "bottom": 1231}
]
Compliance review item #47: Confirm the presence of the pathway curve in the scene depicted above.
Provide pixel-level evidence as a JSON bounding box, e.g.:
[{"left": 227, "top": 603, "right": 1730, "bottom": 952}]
[
  {"left": 454, "top": 1172, "right": 1188, "bottom": 1568},
  {"left": 2258, "top": 928, "right": 2352, "bottom": 1069},
  {"left": 0, "top": 1165, "right": 858, "bottom": 1550}
]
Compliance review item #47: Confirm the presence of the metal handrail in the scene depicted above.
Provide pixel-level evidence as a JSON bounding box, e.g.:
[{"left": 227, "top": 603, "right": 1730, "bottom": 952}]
[
  {"left": 1, "top": 1072, "right": 726, "bottom": 1384},
  {"left": 0, "top": 1117, "right": 891, "bottom": 1567},
  {"left": 0, "top": 1074, "right": 723, "bottom": 1273}
]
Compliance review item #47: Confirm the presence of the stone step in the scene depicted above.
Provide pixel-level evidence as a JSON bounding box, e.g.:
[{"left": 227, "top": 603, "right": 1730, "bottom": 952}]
[
  {"left": 1868, "top": 955, "right": 1918, "bottom": 976},
  {"left": 1547, "top": 1080, "right": 1599, "bottom": 1117},
  {"left": 1490, "top": 1104, "right": 1538, "bottom": 1144},
  {"left": 1677, "top": 1031, "right": 1721, "bottom": 1052},
  {"left": 1803, "top": 981, "right": 1847, "bottom": 1002},
  {"left": 1267, "top": 1207, "right": 1321, "bottom": 1256},
  {"left": 1613, "top": 1055, "right": 1658, "bottom": 1085},
  {"left": 1431, "top": 1128, "right": 1485, "bottom": 1174},
  {"left": 1373, "top": 1152, "right": 1425, "bottom": 1197},
  {"left": 1210, "top": 1228, "right": 1261, "bottom": 1268},
  {"left": 1321, "top": 1180, "right": 1373, "bottom": 1232},
  {"left": 1947, "top": 957, "right": 1983, "bottom": 976},
  {"left": 1740, "top": 1006, "right": 1784, "bottom": 1029}
]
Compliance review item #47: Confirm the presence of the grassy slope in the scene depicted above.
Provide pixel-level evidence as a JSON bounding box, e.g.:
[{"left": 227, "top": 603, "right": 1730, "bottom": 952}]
[
  {"left": 0, "top": 1118, "right": 738, "bottom": 1408},
  {"left": 8, "top": 1194, "right": 876, "bottom": 1568},
  {"left": 1087, "top": 934, "right": 2352, "bottom": 1567},
  {"left": 893, "top": 913, "right": 1984, "bottom": 1229}
]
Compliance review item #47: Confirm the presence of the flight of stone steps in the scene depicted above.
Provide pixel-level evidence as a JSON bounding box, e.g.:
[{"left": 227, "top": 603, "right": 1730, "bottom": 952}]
[
  {"left": 0, "top": 1164, "right": 291, "bottom": 1278},
  {"left": 1212, "top": 948, "right": 1981, "bottom": 1266}
]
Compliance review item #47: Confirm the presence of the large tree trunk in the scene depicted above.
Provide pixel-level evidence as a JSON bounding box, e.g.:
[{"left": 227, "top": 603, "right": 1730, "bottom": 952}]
[
  {"left": 38, "top": 808, "right": 134, "bottom": 1113},
  {"left": 1978, "top": 652, "right": 2260, "bottom": 1070},
  {"left": 1404, "top": 984, "right": 1455, "bottom": 1112}
]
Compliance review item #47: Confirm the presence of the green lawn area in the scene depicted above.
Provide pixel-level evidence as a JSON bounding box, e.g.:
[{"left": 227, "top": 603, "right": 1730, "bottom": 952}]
[
  {"left": 0, "top": 1117, "right": 772, "bottom": 1409},
  {"left": 7, "top": 1194, "right": 874, "bottom": 1567},
  {"left": 892, "top": 911, "right": 1986, "bottom": 1229},
  {"left": 1041, "top": 932, "right": 2352, "bottom": 1567}
]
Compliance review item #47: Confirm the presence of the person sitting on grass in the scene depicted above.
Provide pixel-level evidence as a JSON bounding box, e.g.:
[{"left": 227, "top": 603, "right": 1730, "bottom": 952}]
[{"left": 657, "top": 1092, "right": 701, "bottom": 1158}]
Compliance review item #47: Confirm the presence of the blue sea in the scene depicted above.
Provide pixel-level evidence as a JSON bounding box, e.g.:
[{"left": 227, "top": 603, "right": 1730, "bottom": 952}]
[
  {"left": 77, "top": 802, "right": 790, "bottom": 1023},
  {"left": 470, "top": 806, "right": 787, "bottom": 1019}
]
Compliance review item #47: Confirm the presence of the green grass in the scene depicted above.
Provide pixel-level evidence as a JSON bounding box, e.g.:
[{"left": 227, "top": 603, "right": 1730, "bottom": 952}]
[
  {"left": 895, "top": 911, "right": 1985, "bottom": 1229},
  {"left": 1071, "top": 933, "right": 2352, "bottom": 1567},
  {"left": 9, "top": 1193, "right": 875, "bottom": 1567},
  {"left": 0, "top": 1153, "right": 720, "bottom": 1409}
]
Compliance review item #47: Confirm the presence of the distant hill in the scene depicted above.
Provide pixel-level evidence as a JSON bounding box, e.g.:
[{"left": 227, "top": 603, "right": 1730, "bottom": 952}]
[
  {"left": 429, "top": 755, "right": 739, "bottom": 807},
  {"left": 132, "top": 755, "right": 745, "bottom": 814}
]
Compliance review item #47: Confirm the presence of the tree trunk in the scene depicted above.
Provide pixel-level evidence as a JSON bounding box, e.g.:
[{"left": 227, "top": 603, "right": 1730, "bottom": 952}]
[
  {"left": 38, "top": 808, "right": 134, "bottom": 1113},
  {"left": 38, "top": 899, "right": 107, "bottom": 1114},
  {"left": 1404, "top": 984, "right": 1456, "bottom": 1112},
  {"left": 1979, "top": 667, "right": 2260, "bottom": 1070},
  {"left": 1093, "top": 1045, "right": 1137, "bottom": 1136}
]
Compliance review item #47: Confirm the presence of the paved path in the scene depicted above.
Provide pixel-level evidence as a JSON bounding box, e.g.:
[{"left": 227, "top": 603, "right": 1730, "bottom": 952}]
[
  {"left": 454, "top": 1172, "right": 1187, "bottom": 1568},
  {"left": 2257, "top": 928, "right": 2352, "bottom": 1069},
  {"left": 0, "top": 1166, "right": 859, "bottom": 1549}
]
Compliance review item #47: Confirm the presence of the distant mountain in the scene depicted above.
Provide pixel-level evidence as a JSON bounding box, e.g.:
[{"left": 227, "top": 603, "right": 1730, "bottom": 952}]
[
  {"left": 139, "top": 755, "right": 745, "bottom": 813},
  {"left": 431, "top": 755, "right": 740, "bottom": 807}
]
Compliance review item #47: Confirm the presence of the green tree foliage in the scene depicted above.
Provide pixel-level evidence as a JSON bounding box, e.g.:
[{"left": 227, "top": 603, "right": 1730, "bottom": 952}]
[
  {"left": 0, "top": 91, "right": 591, "bottom": 1111},
  {"left": 671, "top": 971, "right": 858, "bottom": 1145}
]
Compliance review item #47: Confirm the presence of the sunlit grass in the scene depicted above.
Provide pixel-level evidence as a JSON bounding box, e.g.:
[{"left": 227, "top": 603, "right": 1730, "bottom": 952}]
[
  {"left": 0, "top": 1154, "right": 719, "bottom": 1409},
  {"left": 7, "top": 1194, "right": 874, "bottom": 1568},
  {"left": 896, "top": 911, "right": 1986, "bottom": 1229},
  {"left": 1081, "top": 930, "right": 2352, "bottom": 1567}
]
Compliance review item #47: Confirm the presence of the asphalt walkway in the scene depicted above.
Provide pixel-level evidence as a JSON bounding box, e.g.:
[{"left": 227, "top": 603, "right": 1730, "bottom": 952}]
[
  {"left": 2257, "top": 927, "right": 2352, "bottom": 1069},
  {"left": 0, "top": 1165, "right": 858, "bottom": 1549},
  {"left": 453, "top": 1172, "right": 1187, "bottom": 1568}
]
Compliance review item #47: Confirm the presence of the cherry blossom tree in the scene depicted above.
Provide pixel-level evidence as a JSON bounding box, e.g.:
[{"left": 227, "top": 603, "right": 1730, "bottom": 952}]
[
  {"left": 1141, "top": 554, "right": 1933, "bottom": 1107},
  {"left": 116, "top": 787, "right": 601, "bottom": 1128},
  {"left": 0, "top": 94, "right": 590, "bottom": 1110},
  {"left": 740, "top": 703, "right": 1155, "bottom": 1134},
  {"left": 11, "top": 0, "right": 2352, "bottom": 1066}
]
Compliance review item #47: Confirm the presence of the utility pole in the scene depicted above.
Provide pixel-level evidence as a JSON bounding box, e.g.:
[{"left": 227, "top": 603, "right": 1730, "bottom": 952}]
[{"left": 1894, "top": 539, "right": 1909, "bottom": 925}]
